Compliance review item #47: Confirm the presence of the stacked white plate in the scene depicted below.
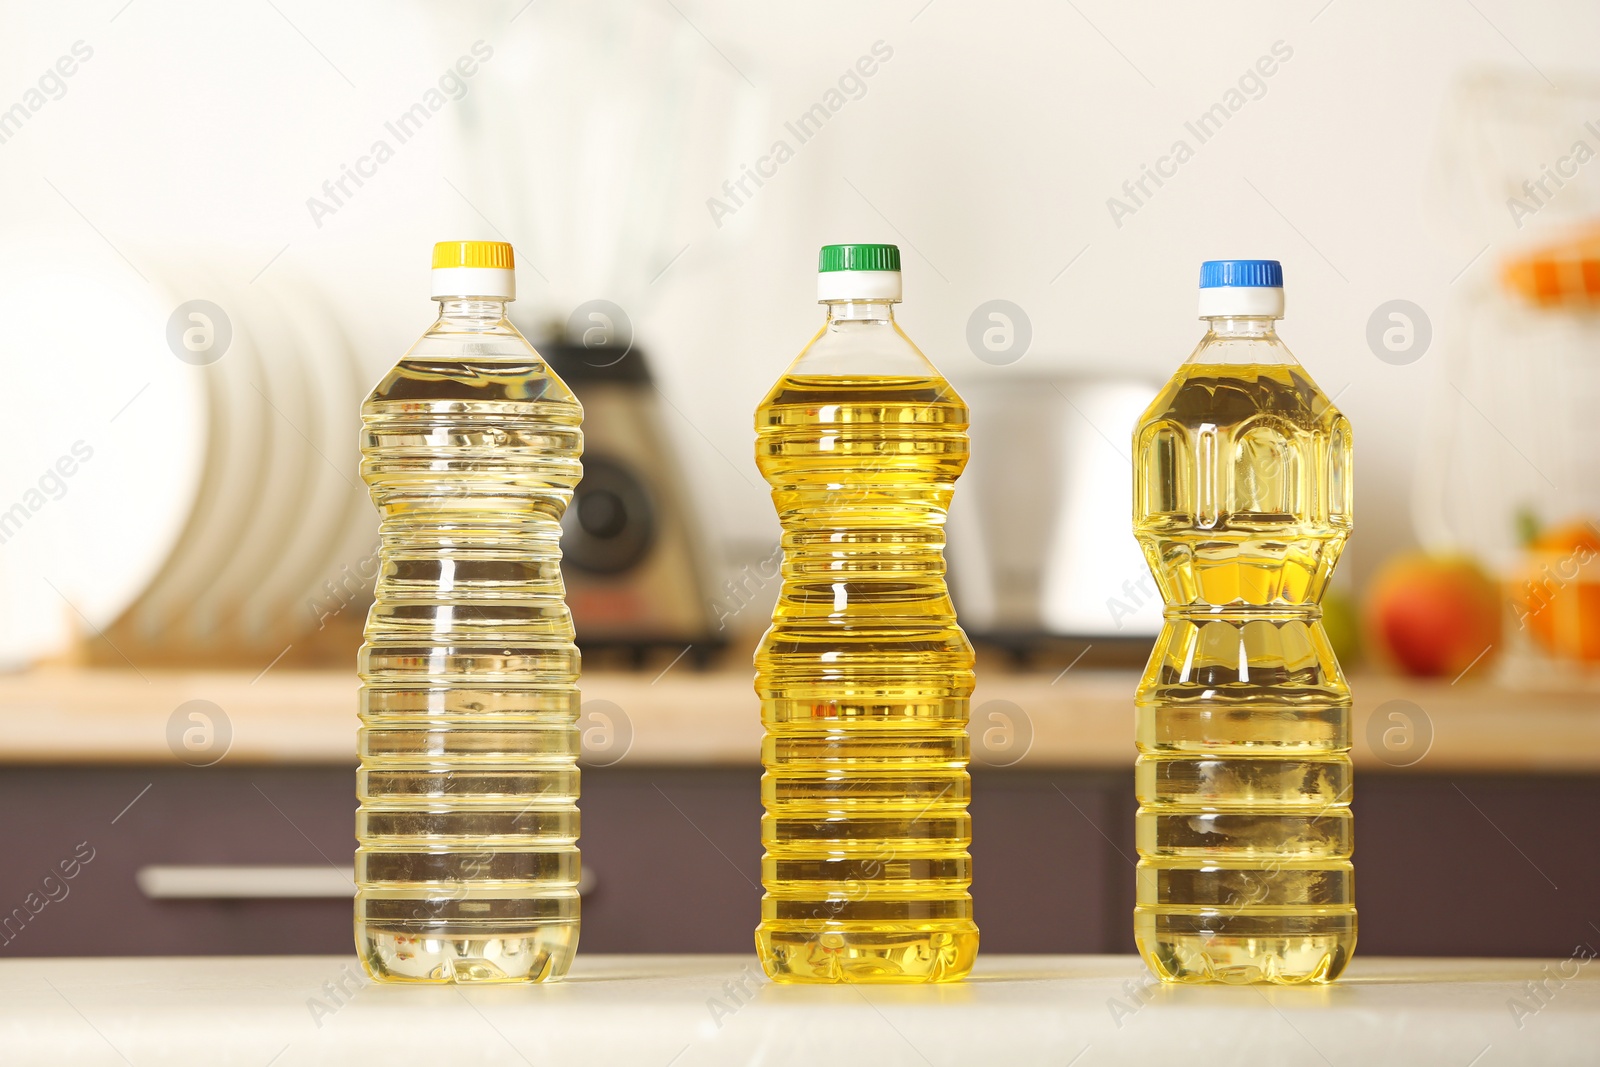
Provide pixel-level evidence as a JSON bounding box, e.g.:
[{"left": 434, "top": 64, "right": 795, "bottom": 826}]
[{"left": 0, "top": 241, "right": 377, "bottom": 670}]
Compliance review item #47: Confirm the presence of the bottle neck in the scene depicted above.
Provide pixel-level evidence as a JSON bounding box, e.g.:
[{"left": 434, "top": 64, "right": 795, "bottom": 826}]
[
  {"left": 434, "top": 298, "right": 511, "bottom": 330},
  {"left": 1203, "top": 315, "right": 1279, "bottom": 340},
  {"left": 824, "top": 300, "right": 897, "bottom": 324}
]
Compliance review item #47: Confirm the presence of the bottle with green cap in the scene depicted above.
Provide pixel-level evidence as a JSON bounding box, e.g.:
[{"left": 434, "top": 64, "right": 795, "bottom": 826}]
[
  {"left": 1132, "top": 259, "right": 1356, "bottom": 984},
  {"left": 355, "top": 240, "right": 583, "bottom": 983},
  {"left": 753, "top": 243, "right": 978, "bottom": 982}
]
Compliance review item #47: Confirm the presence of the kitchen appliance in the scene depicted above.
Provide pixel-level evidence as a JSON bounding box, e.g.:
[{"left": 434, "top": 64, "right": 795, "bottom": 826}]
[
  {"left": 427, "top": 0, "right": 745, "bottom": 660},
  {"left": 531, "top": 336, "right": 722, "bottom": 654},
  {"left": 946, "top": 375, "right": 1162, "bottom": 654}
]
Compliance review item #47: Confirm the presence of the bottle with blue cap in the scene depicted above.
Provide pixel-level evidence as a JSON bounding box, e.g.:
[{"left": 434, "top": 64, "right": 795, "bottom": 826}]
[{"left": 1131, "top": 260, "right": 1356, "bottom": 983}]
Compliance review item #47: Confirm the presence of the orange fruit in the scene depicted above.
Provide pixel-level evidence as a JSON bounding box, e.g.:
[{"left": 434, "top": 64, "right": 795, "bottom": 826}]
[{"left": 1514, "top": 519, "right": 1600, "bottom": 663}]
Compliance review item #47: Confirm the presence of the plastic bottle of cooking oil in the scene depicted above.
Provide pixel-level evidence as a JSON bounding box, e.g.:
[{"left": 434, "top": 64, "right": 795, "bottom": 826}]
[
  {"left": 1132, "top": 260, "right": 1355, "bottom": 984},
  {"left": 355, "top": 240, "right": 583, "bottom": 983},
  {"left": 754, "top": 243, "right": 977, "bottom": 983}
]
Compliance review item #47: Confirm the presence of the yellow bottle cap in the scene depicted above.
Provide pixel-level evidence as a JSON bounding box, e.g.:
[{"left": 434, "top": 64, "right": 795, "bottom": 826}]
[
  {"left": 430, "top": 240, "right": 516, "bottom": 300},
  {"left": 431, "top": 240, "right": 515, "bottom": 271}
]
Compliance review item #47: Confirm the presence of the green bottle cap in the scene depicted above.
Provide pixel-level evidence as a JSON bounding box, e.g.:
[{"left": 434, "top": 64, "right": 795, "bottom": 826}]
[{"left": 818, "top": 243, "right": 901, "bottom": 273}]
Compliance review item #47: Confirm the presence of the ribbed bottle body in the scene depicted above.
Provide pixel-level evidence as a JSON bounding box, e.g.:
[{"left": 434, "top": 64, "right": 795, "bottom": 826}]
[
  {"left": 356, "top": 352, "right": 582, "bottom": 983},
  {"left": 755, "top": 373, "right": 977, "bottom": 983},
  {"left": 1133, "top": 361, "right": 1355, "bottom": 984}
]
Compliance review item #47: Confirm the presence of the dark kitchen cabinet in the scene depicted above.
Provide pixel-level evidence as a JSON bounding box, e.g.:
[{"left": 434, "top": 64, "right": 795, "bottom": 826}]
[{"left": 0, "top": 764, "right": 1596, "bottom": 959}]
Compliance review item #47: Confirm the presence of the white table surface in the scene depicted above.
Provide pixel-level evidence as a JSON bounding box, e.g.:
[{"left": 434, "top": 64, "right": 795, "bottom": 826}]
[{"left": 2, "top": 954, "right": 1597, "bottom": 1066}]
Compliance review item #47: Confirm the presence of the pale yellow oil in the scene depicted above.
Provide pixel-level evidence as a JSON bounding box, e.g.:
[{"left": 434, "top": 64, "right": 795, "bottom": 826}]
[
  {"left": 1133, "top": 362, "right": 1355, "bottom": 984},
  {"left": 754, "top": 374, "right": 978, "bottom": 983},
  {"left": 356, "top": 354, "right": 583, "bottom": 983}
]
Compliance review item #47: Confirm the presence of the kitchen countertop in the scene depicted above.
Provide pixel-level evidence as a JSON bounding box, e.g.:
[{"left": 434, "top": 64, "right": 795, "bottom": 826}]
[
  {"left": 1, "top": 667, "right": 1599, "bottom": 772},
  {"left": 2, "top": 954, "right": 1595, "bottom": 1065}
]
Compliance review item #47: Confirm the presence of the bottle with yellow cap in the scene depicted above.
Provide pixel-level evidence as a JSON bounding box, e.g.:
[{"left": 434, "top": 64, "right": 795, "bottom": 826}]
[{"left": 355, "top": 240, "right": 584, "bottom": 982}]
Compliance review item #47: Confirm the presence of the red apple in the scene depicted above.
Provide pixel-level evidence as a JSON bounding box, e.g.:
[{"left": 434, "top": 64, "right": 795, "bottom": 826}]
[{"left": 1365, "top": 554, "right": 1502, "bottom": 679}]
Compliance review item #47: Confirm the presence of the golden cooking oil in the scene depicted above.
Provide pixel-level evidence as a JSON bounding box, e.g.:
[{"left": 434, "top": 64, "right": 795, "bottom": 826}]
[
  {"left": 1133, "top": 330, "right": 1356, "bottom": 981},
  {"left": 753, "top": 245, "right": 977, "bottom": 984},
  {"left": 356, "top": 241, "right": 582, "bottom": 983}
]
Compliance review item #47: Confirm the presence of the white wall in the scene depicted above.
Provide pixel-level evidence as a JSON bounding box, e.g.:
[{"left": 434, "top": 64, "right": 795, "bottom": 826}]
[{"left": 4, "top": 0, "right": 1597, "bottom": 592}]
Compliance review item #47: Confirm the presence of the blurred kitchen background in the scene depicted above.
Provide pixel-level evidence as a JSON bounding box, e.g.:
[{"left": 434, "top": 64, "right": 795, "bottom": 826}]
[{"left": 4, "top": 0, "right": 1600, "bottom": 962}]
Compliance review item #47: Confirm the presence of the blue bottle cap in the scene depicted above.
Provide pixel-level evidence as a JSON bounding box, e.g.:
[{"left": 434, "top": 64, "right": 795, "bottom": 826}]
[{"left": 1199, "top": 260, "right": 1283, "bottom": 289}]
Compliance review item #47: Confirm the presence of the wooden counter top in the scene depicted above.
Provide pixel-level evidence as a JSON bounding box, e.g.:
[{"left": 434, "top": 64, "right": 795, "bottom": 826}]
[{"left": 0, "top": 667, "right": 1596, "bottom": 773}]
